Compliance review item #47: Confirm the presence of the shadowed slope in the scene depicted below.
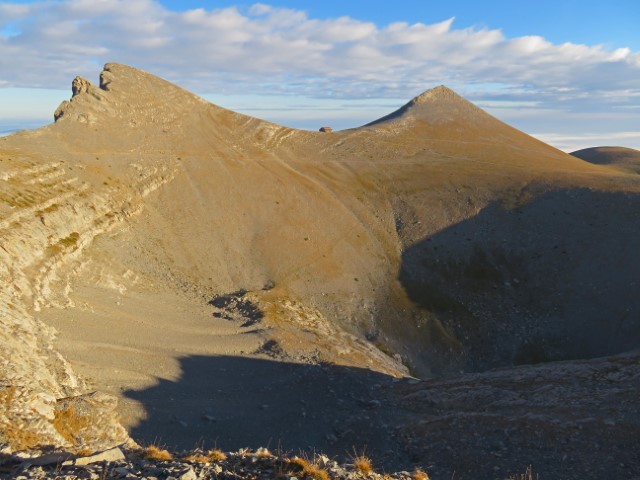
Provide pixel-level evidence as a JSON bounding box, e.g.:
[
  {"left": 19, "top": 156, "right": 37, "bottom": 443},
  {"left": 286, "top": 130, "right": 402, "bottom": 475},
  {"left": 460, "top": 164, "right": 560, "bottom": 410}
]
[
  {"left": 124, "top": 355, "right": 405, "bottom": 466},
  {"left": 400, "top": 188, "right": 640, "bottom": 371}
]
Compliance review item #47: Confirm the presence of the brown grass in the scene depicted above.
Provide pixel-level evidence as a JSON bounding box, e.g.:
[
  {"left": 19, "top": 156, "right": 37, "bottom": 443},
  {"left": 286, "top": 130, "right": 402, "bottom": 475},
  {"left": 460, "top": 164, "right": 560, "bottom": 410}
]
[
  {"left": 256, "top": 447, "right": 272, "bottom": 457},
  {"left": 143, "top": 445, "right": 173, "bottom": 461},
  {"left": 288, "top": 456, "right": 330, "bottom": 480},
  {"left": 413, "top": 469, "right": 430, "bottom": 480},
  {"left": 351, "top": 451, "right": 373, "bottom": 475},
  {"left": 206, "top": 448, "right": 227, "bottom": 462},
  {"left": 183, "top": 454, "right": 209, "bottom": 463}
]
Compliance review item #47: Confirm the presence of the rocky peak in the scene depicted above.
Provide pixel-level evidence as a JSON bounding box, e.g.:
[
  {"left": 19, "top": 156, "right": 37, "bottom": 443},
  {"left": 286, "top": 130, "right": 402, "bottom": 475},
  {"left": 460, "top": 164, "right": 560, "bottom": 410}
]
[
  {"left": 71, "top": 76, "right": 92, "bottom": 97},
  {"left": 364, "top": 85, "right": 493, "bottom": 128},
  {"left": 411, "top": 85, "right": 460, "bottom": 104}
]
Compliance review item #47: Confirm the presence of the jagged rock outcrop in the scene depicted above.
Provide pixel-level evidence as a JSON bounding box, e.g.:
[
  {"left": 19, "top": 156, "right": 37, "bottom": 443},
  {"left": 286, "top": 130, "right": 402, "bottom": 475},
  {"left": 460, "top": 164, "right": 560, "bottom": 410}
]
[{"left": 1, "top": 68, "right": 180, "bottom": 452}]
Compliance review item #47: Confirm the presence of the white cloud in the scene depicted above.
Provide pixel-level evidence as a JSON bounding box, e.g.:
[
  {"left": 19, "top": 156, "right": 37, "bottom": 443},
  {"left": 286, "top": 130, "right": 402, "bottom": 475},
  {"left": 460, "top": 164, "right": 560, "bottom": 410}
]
[
  {"left": 0, "top": 0, "right": 636, "bottom": 98},
  {"left": 532, "top": 132, "right": 640, "bottom": 153}
]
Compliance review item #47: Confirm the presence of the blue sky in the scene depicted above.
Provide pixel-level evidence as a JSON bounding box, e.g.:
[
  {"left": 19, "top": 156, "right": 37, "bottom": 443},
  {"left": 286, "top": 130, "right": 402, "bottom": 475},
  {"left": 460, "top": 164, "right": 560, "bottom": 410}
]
[
  {"left": 1, "top": 0, "right": 639, "bottom": 151},
  {"left": 155, "top": 0, "right": 640, "bottom": 49}
]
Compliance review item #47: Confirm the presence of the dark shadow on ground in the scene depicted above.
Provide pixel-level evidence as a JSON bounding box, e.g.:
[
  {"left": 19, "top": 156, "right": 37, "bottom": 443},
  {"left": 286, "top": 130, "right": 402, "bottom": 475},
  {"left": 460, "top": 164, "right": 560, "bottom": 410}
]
[
  {"left": 124, "top": 355, "right": 411, "bottom": 468},
  {"left": 400, "top": 187, "right": 640, "bottom": 371}
]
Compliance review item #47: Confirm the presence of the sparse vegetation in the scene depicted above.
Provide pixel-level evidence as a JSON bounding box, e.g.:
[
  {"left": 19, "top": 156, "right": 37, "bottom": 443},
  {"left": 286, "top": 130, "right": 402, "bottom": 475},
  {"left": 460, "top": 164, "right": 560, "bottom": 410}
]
[
  {"left": 143, "top": 445, "right": 173, "bottom": 461},
  {"left": 351, "top": 451, "right": 373, "bottom": 475},
  {"left": 412, "top": 469, "right": 430, "bottom": 480},
  {"left": 183, "top": 453, "right": 209, "bottom": 463},
  {"left": 75, "top": 447, "right": 94, "bottom": 457},
  {"left": 255, "top": 447, "right": 272, "bottom": 457},
  {"left": 287, "top": 455, "right": 330, "bottom": 480},
  {"left": 206, "top": 448, "right": 227, "bottom": 461}
]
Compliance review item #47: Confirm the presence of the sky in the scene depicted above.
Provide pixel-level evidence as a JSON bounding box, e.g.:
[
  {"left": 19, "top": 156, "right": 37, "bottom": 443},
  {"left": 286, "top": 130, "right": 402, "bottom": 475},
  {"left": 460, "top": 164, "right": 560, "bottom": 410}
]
[{"left": 1, "top": 0, "right": 639, "bottom": 151}]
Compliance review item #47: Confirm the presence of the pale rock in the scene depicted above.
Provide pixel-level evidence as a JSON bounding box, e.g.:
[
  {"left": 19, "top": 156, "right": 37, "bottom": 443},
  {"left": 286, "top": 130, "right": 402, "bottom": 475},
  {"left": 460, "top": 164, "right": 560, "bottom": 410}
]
[{"left": 63, "top": 447, "right": 125, "bottom": 466}]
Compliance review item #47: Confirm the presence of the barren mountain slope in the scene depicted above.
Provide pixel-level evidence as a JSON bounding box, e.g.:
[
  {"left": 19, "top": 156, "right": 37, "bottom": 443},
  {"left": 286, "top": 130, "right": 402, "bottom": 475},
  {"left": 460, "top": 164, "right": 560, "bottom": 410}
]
[{"left": 1, "top": 64, "right": 640, "bottom": 476}]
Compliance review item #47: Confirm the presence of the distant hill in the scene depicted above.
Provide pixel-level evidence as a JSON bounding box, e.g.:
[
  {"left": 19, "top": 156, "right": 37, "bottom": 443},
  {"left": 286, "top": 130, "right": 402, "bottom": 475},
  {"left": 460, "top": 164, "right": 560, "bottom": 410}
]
[{"left": 571, "top": 146, "right": 640, "bottom": 173}]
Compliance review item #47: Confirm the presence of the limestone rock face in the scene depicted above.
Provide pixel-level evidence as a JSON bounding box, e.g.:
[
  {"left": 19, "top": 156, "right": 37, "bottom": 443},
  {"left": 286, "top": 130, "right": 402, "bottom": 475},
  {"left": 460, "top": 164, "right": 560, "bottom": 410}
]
[{"left": 1, "top": 66, "right": 181, "bottom": 452}]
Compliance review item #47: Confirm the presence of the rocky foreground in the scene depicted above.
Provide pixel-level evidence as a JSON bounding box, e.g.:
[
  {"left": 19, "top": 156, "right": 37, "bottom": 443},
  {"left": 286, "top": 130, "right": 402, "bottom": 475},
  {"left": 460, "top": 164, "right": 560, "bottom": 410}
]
[
  {"left": 2, "top": 446, "right": 431, "bottom": 480},
  {"left": 1, "top": 348, "right": 638, "bottom": 480}
]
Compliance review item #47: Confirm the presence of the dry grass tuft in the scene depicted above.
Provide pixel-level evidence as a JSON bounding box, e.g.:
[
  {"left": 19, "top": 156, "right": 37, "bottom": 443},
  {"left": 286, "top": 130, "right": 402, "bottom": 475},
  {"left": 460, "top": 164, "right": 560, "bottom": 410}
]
[
  {"left": 143, "top": 445, "right": 173, "bottom": 461},
  {"left": 288, "top": 456, "right": 330, "bottom": 480},
  {"left": 206, "top": 448, "right": 227, "bottom": 462},
  {"left": 183, "top": 454, "right": 209, "bottom": 464},
  {"left": 256, "top": 447, "right": 272, "bottom": 457},
  {"left": 349, "top": 447, "right": 375, "bottom": 475},
  {"left": 75, "top": 448, "right": 93, "bottom": 457},
  {"left": 412, "top": 469, "right": 430, "bottom": 480},
  {"left": 352, "top": 454, "right": 373, "bottom": 475}
]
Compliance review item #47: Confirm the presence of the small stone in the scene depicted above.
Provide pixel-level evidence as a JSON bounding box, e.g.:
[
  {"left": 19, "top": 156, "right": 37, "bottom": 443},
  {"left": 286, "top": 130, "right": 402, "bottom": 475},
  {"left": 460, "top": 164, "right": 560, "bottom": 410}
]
[
  {"left": 63, "top": 447, "right": 125, "bottom": 466},
  {"left": 176, "top": 468, "right": 197, "bottom": 480}
]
